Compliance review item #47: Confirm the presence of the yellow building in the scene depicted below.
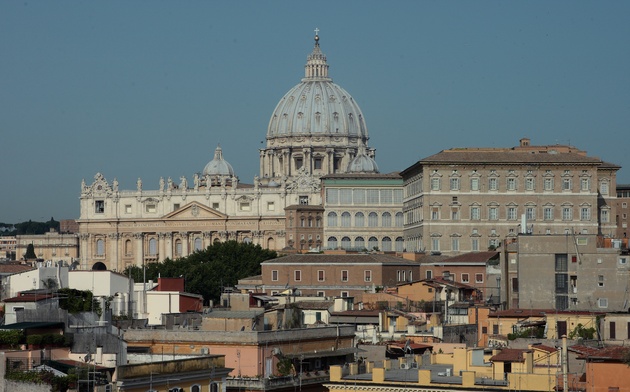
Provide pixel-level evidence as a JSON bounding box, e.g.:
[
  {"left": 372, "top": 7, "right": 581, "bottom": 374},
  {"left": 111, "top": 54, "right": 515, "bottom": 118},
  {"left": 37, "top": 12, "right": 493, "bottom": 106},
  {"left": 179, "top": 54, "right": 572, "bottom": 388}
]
[{"left": 325, "top": 345, "right": 558, "bottom": 392}]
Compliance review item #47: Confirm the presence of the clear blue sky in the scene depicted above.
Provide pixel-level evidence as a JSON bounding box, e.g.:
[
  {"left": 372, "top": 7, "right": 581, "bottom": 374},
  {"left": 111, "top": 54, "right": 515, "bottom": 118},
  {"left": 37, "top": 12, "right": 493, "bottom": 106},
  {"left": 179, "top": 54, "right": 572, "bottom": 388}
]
[{"left": 1, "top": 1, "right": 629, "bottom": 223}]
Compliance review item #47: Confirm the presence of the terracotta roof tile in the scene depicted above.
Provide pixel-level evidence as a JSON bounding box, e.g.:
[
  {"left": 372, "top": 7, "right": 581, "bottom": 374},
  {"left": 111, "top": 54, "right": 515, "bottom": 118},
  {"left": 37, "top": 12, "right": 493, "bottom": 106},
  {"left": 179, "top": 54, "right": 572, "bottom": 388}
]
[
  {"left": 490, "top": 348, "right": 530, "bottom": 363},
  {"left": 421, "top": 150, "right": 603, "bottom": 165},
  {"left": 264, "top": 253, "right": 419, "bottom": 265},
  {"left": 569, "top": 345, "right": 630, "bottom": 361},
  {"left": 439, "top": 251, "right": 499, "bottom": 264}
]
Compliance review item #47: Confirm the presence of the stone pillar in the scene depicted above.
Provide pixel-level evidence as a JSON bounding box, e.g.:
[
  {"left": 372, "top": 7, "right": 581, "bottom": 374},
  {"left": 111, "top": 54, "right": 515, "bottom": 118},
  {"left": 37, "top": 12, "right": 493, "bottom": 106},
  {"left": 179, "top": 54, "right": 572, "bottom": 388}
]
[
  {"left": 203, "top": 231, "right": 213, "bottom": 248},
  {"left": 108, "top": 233, "right": 120, "bottom": 271},
  {"left": 79, "top": 233, "right": 90, "bottom": 269},
  {"left": 158, "top": 233, "right": 166, "bottom": 262},
  {"left": 165, "top": 233, "right": 173, "bottom": 259},
  {"left": 133, "top": 233, "right": 144, "bottom": 267},
  {"left": 180, "top": 232, "right": 189, "bottom": 256}
]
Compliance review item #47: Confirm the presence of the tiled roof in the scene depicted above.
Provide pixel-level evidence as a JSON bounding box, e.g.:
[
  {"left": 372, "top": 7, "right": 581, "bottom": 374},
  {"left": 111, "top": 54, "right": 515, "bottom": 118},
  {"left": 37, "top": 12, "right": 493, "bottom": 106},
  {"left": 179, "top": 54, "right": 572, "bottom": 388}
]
[
  {"left": 263, "top": 253, "right": 419, "bottom": 265},
  {"left": 3, "top": 293, "right": 55, "bottom": 303},
  {"left": 438, "top": 251, "right": 500, "bottom": 264},
  {"left": 294, "top": 301, "right": 333, "bottom": 310},
  {"left": 569, "top": 345, "right": 630, "bottom": 361},
  {"left": 490, "top": 348, "right": 530, "bottom": 363},
  {"left": 422, "top": 277, "right": 477, "bottom": 290},
  {"left": 531, "top": 344, "right": 557, "bottom": 354},
  {"left": 0, "top": 264, "right": 35, "bottom": 274},
  {"left": 330, "top": 309, "right": 380, "bottom": 317},
  {"left": 421, "top": 150, "right": 603, "bottom": 165},
  {"left": 489, "top": 309, "right": 605, "bottom": 318}
]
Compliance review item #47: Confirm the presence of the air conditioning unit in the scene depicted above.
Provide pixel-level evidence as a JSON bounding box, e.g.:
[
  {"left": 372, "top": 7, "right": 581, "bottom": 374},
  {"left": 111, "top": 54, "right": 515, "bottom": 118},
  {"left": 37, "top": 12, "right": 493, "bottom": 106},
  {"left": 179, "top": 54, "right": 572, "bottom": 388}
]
[
  {"left": 200, "top": 347, "right": 209, "bottom": 355},
  {"left": 400, "top": 363, "right": 409, "bottom": 370}
]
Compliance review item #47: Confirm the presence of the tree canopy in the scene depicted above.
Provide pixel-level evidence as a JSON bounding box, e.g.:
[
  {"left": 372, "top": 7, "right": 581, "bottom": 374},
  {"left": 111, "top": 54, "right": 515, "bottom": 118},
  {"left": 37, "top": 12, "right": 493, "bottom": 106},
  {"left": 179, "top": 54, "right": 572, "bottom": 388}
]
[
  {"left": 124, "top": 241, "right": 278, "bottom": 304},
  {"left": 0, "top": 218, "right": 59, "bottom": 236}
]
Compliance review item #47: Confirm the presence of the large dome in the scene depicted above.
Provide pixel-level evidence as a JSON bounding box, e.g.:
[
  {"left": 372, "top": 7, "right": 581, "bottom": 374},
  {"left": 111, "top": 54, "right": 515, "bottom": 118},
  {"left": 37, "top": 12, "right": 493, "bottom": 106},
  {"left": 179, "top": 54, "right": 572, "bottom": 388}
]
[
  {"left": 260, "top": 32, "right": 376, "bottom": 180},
  {"left": 267, "top": 36, "right": 368, "bottom": 139}
]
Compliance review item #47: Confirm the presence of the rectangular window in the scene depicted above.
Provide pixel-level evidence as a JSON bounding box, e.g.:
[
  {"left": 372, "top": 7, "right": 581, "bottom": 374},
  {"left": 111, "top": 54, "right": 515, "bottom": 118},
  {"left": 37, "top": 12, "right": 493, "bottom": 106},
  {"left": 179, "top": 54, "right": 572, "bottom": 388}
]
[
  {"left": 488, "top": 178, "right": 498, "bottom": 191},
  {"left": 581, "top": 178, "right": 589, "bottom": 191},
  {"left": 512, "top": 277, "right": 519, "bottom": 293},
  {"left": 125, "top": 204, "right": 132, "bottom": 214},
  {"left": 295, "top": 157, "right": 303, "bottom": 169},
  {"left": 461, "top": 273, "right": 469, "bottom": 283},
  {"left": 507, "top": 178, "right": 516, "bottom": 191},
  {"left": 450, "top": 177, "right": 460, "bottom": 191},
  {"left": 426, "top": 270, "right": 433, "bottom": 279},
  {"left": 366, "top": 190, "right": 379, "bottom": 204},
  {"left": 299, "top": 196, "right": 309, "bottom": 205},
  {"left": 145, "top": 204, "right": 156, "bottom": 213},
  {"left": 526, "top": 207, "right": 535, "bottom": 220},
  {"left": 451, "top": 209, "right": 459, "bottom": 220},
  {"left": 173, "top": 203, "right": 180, "bottom": 211},
  {"left": 475, "top": 274, "right": 483, "bottom": 283},
  {"left": 267, "top": 202, "right": 275, "bottom": 211},
  {"left": 452, "top": 238, "right": 459, "bottom": 251},
  {"left": 507, "top": 207, "right": 517, "bottom": 220},
  {"left": 317, "top": 291, "right": 325, "bottom": 297},
  {"left": 470, "top": 178, "right": 479, "bottom": 191},
  {"left": 610, "top": 322, "right": 616, "bottom": 339},
  {"left": 432, "top": 238, "right": 440, "bottom": 251},
  {"left": 581, "top": 208, "right": 590, "bottom": 221},
  {"left": 489, "top": 207, "right": 498, "bottom": 220},
  {"left": 563, "top": 178, "right": 572, "bottom": 191},
  {"left": 271, "top": 270, "right": 278, "bottom": 281},
  {"left": 364, "top": 270, "right": 372, "bottom": 282},
  {"left": 601, "top": 210, "right": 610, "bottom": 223},
  {"left": 294, "top": 270, "right": 302, "bottom": 281},
  {"left": 95, "top": 200, "right": 105, "bottom": 213},
  {"left": 555, "top": 254, "right": 568, "bottom": 272},
  {"left": 598, "top": 298, "right": 608, "bottom": 308},
  {"left": 620, "top": 257, "right": 628, "bottom": 265},
  {"left": 212, "top": 202, "right": 219, "bottom": 209},
  {"left": 544, "top": 207, "right": 554, "bottom": 221},
  {"left": 239, "top": 202, "right": 251, "bottom": 211},
  {"left": 341, "top": 270, "right": 348, "bottom": 282},
  {"left": 562, "top": 207, "right": 573, "bottom": 221},
  {"left": 493, "top": 324, "right": 499, "bottom": 334},
  {"left": 326, "top": 189, "right": 339, "bottom": 204},
  {"left": 314, "top": 157, "right": 322, "bottom": 170},
  {"left": 431, "top": 177, "right": 440, "bottom": 191},
  {"left": 471, "top": 207, "right": 480, "bottom": 220},
  {"left": 525, "top": 177, "right": 535, "bottom": 191},
  {"left": 341, "top": 291, "right": 349, "bottom": 297},
  {"left": 472, "top": 238, "right": 479, "bottom": 251},
  {"left": 598, "top": 275, "right": 604, "bottom": 287},
  {"left": 431, "top": 207, "right": 439, "bottom": 220},
  {"left": 544, "top": 178, "right": 554, "bottom": 191},
  {"left": 318, "top": 270, "right": 325, "bottom": 282}
]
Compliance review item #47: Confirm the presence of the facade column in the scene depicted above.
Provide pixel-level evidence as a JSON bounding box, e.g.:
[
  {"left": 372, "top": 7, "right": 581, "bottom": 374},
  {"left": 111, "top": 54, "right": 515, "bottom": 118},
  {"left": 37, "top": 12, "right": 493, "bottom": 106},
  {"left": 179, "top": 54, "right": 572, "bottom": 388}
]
[
  {"left": 165, "top": 233, "right": 173, "bottom": 259},
  {"left": 108, "top": 233, "right": 120, "bottom": 272},
  {"left": 326, "top": 148, "right": 334, "bottom": 174},
  {"left": 203, "top": 231, "right": 213, "bottom": 248},
  {"left": 180, "top": 232, "right": 190, "bottom": 256},
  {"left": 133, "top": 233, "right": 144, "bottom": 267},
  {"left": 79, "top": 233, "right": 90, "bottom": 270},
  {"left": 158, "top": 232, "right": 166, "bottom": 262}
]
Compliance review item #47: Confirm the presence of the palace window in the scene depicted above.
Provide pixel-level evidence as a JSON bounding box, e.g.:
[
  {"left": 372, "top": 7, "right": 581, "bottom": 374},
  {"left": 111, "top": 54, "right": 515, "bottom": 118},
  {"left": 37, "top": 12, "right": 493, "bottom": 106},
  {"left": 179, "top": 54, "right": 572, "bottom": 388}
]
[
  {"left": 525, "top": 177, "right": 535, "bottom": 191},
  {"left": 470, "top": 178, "right": 479, "bottom": 191},
  {"left": 507, "top": 178, "right": 517, "bottom": 191},
  {"left": 488, "top": 178, "right": 498, "bottom": 191}
]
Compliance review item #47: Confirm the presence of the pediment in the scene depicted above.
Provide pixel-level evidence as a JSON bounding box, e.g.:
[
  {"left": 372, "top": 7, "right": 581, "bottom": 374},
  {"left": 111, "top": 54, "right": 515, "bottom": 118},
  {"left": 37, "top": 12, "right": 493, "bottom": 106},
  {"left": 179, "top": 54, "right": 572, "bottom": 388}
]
[{"left": 163, "top": 202, "right": 227, "bottom": 220}]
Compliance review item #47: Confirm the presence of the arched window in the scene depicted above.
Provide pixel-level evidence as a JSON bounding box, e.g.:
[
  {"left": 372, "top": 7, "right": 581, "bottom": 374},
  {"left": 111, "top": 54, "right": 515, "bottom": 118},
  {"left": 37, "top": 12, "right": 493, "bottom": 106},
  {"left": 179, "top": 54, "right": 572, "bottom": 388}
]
[
  {"left": 328, "top": 237, "right": 338, "bottom": 249},
  {"left": 354, "top": 212, "right": 365, "bottom": 227},
  {"left": 209, "top": 383, "right": 218, "bottom": 392},
  {"left": 192, "top": 384, "right": 202, "bottom": 392},
  {"left": 368, "top": 212, "right": 378, "bottom": 227},
  {"left": 382, "top": 237, "right": 392, "bottom": 251},
  {"left": 368, "top": 237, "right": 378, "bottom": 250},
  {"left": 395, "top": 237, "right": 404, "bottom": 252},
  {"left": 124, "top": 239, "right": 132, "bottom": 256},
  {"left": 395, "top": 212, "right": 404, "bottom": 227},
  {"left": 194, "top": 237, "right": 202, "bottom": 251},
  {"left": 327, "top": 212, "right": 338, "bottom": 227},
  {"left": 341, "top": 212, "right": 351, "bottom": 227},
  {"left": 149, "top": 238, "right": 157, "bottom": 255},
  {"left": 355, "top": 237, "right": 365, "bottom": 250},
  {"left": 341, "top": 236, "right": 351, "bottom": 249},
  {"left": 96, "top": 239, "right": 104, "bottom": 256},
  {"left": 382, "top": 212, "right": 392, "bottom": 227},
  {"left": 243, "top": 237, "right": 252, "bottom": 244},
  {"left": 175, "top": 239, "right": 182, "bottom": 256},
  {"left": 267, "top": 237, "right": 275, "bottom": 249}
]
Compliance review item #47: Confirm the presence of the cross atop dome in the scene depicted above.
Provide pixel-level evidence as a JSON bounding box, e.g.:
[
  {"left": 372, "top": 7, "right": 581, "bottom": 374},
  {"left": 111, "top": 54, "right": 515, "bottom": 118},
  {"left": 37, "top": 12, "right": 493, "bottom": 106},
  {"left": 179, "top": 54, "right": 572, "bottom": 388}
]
[{"left": 305, "top": 28, "right": 329, "bottom": 80}]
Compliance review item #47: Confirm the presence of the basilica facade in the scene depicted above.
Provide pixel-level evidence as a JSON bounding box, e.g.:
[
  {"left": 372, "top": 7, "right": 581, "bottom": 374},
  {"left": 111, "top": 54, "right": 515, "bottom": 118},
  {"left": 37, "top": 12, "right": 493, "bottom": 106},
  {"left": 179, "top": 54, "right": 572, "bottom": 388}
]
[{"left": 78, "top": 33, "right": 391, "bottom": 271}]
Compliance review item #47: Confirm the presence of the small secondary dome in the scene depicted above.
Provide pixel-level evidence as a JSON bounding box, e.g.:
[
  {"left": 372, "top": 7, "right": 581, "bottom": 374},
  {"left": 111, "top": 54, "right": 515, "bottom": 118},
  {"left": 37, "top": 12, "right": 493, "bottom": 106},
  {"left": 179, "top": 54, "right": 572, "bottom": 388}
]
[
  {"left": 203, "top": 145, "right": 235, "bottom": 177},
  {"left": 347, "top": 147, "right": 379, "bottom": 173}
]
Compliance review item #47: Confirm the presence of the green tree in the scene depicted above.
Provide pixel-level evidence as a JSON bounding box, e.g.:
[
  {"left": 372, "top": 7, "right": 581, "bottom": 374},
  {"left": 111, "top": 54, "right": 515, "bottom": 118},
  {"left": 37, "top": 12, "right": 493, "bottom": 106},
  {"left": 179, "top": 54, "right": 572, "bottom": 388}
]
[
  {"left": 25, "top": 243, "right": 37, "bottom": 259},
  {"left": 124, "top": 240, "right": 277, "bottom": 304}
]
